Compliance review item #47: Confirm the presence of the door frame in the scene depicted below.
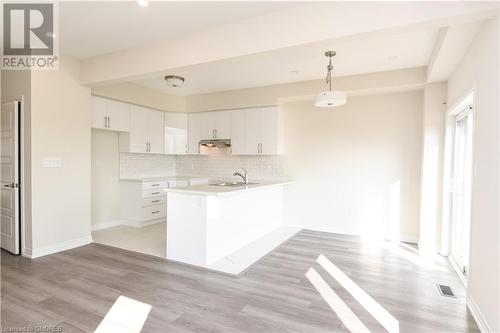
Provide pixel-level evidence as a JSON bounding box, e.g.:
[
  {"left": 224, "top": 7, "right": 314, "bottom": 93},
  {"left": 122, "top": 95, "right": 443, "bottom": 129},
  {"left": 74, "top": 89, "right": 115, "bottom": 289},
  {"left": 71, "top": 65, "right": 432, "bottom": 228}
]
[
  {"left": 441, "top": 88, "right": 475, "bottom": 285},
  {"left": 1, "top": 96, "right": 26, "bottom": 257}
]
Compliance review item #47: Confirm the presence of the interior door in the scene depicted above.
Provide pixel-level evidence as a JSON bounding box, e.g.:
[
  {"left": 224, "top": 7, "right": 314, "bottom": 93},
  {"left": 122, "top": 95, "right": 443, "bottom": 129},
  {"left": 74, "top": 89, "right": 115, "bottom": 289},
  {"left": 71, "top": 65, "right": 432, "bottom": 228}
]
[
  {"left": 450, "top": 106, "right": 473, "bottom": 278},
  {"left": 1, "top": 101, "right": 20, "bottom": 254}
]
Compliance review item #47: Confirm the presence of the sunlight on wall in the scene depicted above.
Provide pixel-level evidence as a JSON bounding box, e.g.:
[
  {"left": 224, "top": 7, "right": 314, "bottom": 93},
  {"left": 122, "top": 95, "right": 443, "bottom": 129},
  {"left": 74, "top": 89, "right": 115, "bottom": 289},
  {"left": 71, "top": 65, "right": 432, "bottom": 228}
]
[
  {"left": 306, "top": 268, "right": 370, "bottom": 333},
  {"left": 389, "top": 181, "right": 401, "bottom": 243},
  {"left": 317, "top": 254, "right": 400, "bottom": 333},
  {"left": 95, "top": 296, "right": 152, "bottom": 333},
  {"left": 419, "top": 144, "right": 440, "bottom": 253}
]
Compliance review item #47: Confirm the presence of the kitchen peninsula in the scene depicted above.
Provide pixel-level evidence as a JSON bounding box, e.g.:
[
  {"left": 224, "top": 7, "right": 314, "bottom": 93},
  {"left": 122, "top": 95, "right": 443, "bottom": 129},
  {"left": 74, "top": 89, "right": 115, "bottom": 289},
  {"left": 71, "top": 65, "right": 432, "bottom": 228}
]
[{"left": 165, "top": 181, "right": 299, "bottom": 275}]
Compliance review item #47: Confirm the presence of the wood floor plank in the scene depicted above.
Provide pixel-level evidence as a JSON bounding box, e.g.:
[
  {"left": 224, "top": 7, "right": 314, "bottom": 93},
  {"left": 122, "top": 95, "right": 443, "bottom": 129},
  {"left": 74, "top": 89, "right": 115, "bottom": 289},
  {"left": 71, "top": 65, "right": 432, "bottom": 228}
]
[{"left": 1, "top": 230, "right": 478, "bottom": 332}]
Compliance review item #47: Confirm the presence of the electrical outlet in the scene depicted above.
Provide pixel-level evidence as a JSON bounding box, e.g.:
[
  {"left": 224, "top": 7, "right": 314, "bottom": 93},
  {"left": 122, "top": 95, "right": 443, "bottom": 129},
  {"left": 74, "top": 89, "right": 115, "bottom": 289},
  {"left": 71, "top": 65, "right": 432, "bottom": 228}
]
[{"left": 42, "top": 158, "right": 62, "bottom": 168}]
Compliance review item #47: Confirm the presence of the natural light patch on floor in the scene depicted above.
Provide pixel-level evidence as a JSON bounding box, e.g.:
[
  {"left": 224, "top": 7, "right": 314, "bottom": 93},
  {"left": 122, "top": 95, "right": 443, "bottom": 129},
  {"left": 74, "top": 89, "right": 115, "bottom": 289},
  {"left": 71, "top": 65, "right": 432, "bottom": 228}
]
[
  {"left": 306, "top": 267, "right": 370, "bottom": 333},
  {"left": 95, "top": 296, "right": 152, "bottom": 333},
  {"left": 382, "top": 241, "right": 447, "bottom": 271},
  {"left": 317, "top": 254, "right": 400, "bottom": 333}
]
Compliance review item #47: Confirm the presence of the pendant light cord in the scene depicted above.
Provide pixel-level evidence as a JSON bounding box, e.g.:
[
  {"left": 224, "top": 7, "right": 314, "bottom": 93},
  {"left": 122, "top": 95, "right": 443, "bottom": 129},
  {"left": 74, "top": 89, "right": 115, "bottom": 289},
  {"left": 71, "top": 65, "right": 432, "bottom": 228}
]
[{"left": 326, "top": 54, "right": 333, "bottom": 92}]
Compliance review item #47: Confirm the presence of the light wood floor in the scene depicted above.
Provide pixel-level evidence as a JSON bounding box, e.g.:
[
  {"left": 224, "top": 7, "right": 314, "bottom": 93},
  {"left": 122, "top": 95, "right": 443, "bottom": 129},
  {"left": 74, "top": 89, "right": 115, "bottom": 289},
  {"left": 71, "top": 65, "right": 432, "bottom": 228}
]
[
  {"left": 1, "top": 230, "right": 478, "bottom": 332},
  {"left": 92, "top": 222, "right": 166, "bottom": 258}
]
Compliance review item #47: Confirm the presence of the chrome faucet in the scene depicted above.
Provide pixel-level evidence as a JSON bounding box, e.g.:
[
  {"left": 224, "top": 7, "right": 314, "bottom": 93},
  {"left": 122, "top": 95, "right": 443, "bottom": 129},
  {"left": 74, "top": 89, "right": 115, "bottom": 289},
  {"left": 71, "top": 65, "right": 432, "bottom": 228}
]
[{"left": 233, "top": 168, "right": 248, "bottom": 184}]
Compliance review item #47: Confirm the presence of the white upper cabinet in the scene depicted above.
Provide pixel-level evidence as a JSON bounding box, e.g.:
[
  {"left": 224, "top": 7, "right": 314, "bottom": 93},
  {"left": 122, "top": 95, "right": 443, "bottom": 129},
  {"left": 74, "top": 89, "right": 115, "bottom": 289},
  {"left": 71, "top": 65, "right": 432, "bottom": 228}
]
[
  {"left": 230, "top": 109, "right": 246, "bottom": 155},
  {"left": 215, "top": 110, "right": 232, "bottom": 139},
  {"left": 164, "top": 112, "right": 188, "bottom": 155},
  {"left": 119, "top": 105, "right": 164, "bottom": 154},
  {"left": 147, "top": 109, "right": 165, "bottom": 154},
  {"left": 244, "top": 108, "right": 262, "bottom": 155},
  {"left": 187, "top": 107, "right": 283, "bottom": 155},
  {"left": 197, "top": 111, "right": 233, "bottom": 140},
  {"left": 187, "top": 113, "right": 201, "bottom": 154},
  {"left": 199, "top": 112, "right": 216, "bottom": 139},
  {"left": 91, "top": 96, "right": 130, "bottom": 132},
  {"left": 261, "top": 107, "right": 283, "bottom": 155},
  {"left": 244, "top": 107, "right": 283, "bottom": 155}
]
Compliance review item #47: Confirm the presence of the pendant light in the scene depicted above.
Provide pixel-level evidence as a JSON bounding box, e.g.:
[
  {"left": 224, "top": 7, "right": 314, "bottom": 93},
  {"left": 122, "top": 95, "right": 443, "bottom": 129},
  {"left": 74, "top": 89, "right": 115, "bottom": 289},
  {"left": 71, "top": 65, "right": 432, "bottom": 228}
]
[{"left": 315, "top": 51, "right": 346, "bottom": 107}]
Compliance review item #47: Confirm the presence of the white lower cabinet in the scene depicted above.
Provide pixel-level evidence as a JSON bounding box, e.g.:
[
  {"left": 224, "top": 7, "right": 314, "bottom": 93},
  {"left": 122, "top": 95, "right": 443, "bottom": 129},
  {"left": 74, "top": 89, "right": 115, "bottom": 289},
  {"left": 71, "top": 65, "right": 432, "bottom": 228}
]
[
  {"left": 120, "top": 180, "right": 168, "bottom": 226},
  {"left": 120, "top": 178, "right": 208, "bottom": 227}
]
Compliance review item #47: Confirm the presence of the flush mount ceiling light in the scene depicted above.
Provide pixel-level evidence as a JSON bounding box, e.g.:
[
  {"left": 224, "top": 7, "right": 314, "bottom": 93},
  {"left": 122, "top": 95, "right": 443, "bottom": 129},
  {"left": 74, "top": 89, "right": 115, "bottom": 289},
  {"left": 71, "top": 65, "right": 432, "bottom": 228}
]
[
  {"left": 164, "top": 75, "right": 185, "bottom": 88},
  {"left": 315, "top": 51, "right": 347, "bottom": 108},
  {"left": 137, "top": 0, "right": 149, "bottom": 7}
]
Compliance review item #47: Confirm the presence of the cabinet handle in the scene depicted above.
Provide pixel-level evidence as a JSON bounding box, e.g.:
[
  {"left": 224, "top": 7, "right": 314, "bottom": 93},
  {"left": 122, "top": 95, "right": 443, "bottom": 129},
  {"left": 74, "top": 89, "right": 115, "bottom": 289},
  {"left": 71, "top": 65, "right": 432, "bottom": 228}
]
[
  {"left": 260, "top": 143, "right": 263, "bottom": 154},
  {"left": 215, "top": 129, "right": 217, "bottom": 139},
  {"left": 152, "top": 200, "right": 160, "bottom": 203},
  {"left": 104, "top": 116, "right": 107, "bottom": 128},
  {"left": 152, "top": 210, "right": 160, "bottom": 214},
  {"left": 151, "top": 192, "right": 160, "bottom": 195},
  {"left": 151, "top": 184, "right": 160, "bottom": 187},
  {"left": 146, "top": 142, "right": 149, "bottom": 152},
  {"left": 108, "top": 116, "right": 111, "bottom": 128}
]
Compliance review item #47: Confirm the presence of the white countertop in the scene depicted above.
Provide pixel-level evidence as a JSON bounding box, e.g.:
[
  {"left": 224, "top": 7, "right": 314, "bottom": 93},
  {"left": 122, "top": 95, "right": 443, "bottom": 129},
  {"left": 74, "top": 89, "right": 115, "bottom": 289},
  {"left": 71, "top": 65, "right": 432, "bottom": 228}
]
[
  {"left": 164, "top": 180, "right": 293, "bottom": 196},
  {"left": 119, "top": 176, "right": 208, "bottom": 182}
]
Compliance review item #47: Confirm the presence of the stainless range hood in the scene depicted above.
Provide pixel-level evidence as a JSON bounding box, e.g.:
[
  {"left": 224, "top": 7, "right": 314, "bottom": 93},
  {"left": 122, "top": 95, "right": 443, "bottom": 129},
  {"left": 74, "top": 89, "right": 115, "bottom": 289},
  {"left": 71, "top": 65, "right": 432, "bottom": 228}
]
[{"left": 199, "top": 139, "right": 231, "bottom": 148}]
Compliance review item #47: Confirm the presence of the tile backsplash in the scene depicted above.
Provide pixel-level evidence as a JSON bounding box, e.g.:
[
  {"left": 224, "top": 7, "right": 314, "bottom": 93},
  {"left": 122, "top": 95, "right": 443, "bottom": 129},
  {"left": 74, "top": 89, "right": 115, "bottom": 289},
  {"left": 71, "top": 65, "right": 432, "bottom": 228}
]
[
  {"left": 120, "top": 153, "right": 285, "bottom": 181},
  {"left": 175, "top": 155, "right": 285, "bottom": 181},
  {"left": 120, "top": 153, "right": 176, "bottom": 179}
]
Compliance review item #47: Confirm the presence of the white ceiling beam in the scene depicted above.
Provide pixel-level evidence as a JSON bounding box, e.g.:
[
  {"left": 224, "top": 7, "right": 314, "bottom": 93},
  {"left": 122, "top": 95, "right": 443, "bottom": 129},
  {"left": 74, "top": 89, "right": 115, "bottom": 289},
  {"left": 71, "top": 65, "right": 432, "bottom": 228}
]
[
  {"left": 80, "top": 2, "right": 498, "bottom": 86},
  {"left": 186, "top": 67, "right": 427, "bottom": 112},
  {"left": 427, "top": 22, "right": 483, "bottom": 82}
]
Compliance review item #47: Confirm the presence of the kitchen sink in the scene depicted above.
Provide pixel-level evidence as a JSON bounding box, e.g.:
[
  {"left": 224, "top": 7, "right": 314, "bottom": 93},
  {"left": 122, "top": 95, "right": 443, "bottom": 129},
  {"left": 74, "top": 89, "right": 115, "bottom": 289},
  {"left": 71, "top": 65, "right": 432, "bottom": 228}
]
[{"left": 209, "top": 181, "right": 259, "bottom": 187}]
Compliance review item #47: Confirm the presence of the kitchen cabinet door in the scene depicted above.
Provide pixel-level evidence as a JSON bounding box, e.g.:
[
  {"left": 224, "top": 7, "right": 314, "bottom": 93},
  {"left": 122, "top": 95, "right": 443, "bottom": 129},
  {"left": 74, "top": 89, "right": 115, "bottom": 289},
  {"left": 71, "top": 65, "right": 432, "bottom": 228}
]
[
  {"left": 261, "top": 107, "right": 281, "bottom": 155},
  {"left": 164, "top": 112, "right": 188, "bottom": 154},
  {"left": 230, "top": 109, "right": 246, "bottom": 155},
  {"left": 106, "top": 99, "right": 130, "bottom": 132},
  {"left": 91, "top": 96, "right": 108, "bottom": 130},
  {"left": 188, "top": 113, "right": 201, "bottom": 154},
  {"left": 147, "top": 109, "right": 164, "bottom": 154},
  {"left": 215, "top": 110, "right": 232, "bottom": 139},
  {"left": 124, "top": 105, "right": 150, "bottom": 153},
  {"left": 199, "top": 112, "right": 216, "bottom": 139},
  {"left": 244, "top": 108, "right": 262, "bottom": 155}
]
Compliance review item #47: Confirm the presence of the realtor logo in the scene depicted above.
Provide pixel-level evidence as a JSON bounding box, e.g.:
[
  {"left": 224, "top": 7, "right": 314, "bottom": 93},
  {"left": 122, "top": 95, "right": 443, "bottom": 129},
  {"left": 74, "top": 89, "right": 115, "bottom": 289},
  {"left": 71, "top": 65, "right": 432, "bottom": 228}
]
[{"left": 2, "top": 2, "right": 59, "bottom": 69}]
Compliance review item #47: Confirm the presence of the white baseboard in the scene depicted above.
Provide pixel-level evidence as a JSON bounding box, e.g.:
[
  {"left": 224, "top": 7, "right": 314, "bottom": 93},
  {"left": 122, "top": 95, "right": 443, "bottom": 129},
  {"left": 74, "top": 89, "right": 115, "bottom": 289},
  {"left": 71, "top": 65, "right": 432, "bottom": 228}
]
[
  {"left": 92, "top": 220, "right": 124, "bottom": 231},
  {"left": 29, "top": 235, "right": 93, "bottom": 259},
  {"left": 22, "top": 247, "right": 32, "bottom": 258},
  {"left": 287, "top": 223, "right": 418, "bottom": 244},
  {"left": 467, "top": 296, "right": 493, "bottom": 333},
  {"left": 92, "top": 219, "right": 165, "bottom": 231}
]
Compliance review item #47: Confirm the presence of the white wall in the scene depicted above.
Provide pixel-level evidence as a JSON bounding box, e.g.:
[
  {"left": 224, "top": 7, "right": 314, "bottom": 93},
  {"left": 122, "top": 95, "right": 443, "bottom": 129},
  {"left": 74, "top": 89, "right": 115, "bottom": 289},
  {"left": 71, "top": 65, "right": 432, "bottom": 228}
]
[
  {"left": 30, "top": 56, "right": 92, "bottom": 256},
  {"left": 419, "top": 82, "right": 447, "bottom": 253},
  {"left": 282, "top": 91, "right": 423, "bottom": 242},
  {"left": 447, "top": 18, "right": 500, "bottom": 332},
  {"left": 91, "top": 130, "right": 120, "bottom": 229}
]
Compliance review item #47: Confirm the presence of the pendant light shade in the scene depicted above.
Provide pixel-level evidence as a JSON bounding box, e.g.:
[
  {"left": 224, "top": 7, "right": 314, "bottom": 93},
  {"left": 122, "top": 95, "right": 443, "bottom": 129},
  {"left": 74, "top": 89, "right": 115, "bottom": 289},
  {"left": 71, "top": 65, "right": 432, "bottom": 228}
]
[
  {"left": 315, "top": 91, "right": 347, "bottom": 107},
  {"left": 315, "top": 51, "right": 346, "bottom": 108}
]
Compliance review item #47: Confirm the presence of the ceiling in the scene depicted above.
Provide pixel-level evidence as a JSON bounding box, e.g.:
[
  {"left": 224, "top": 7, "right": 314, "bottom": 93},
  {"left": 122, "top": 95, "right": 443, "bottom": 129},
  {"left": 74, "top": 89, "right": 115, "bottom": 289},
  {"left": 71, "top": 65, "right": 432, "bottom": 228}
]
[
  {"left": 134, "top": 28, "right": 439, "bottom": 95},
  {"left": 59, "top": 1, "right": 299, "bottom": 59}
]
